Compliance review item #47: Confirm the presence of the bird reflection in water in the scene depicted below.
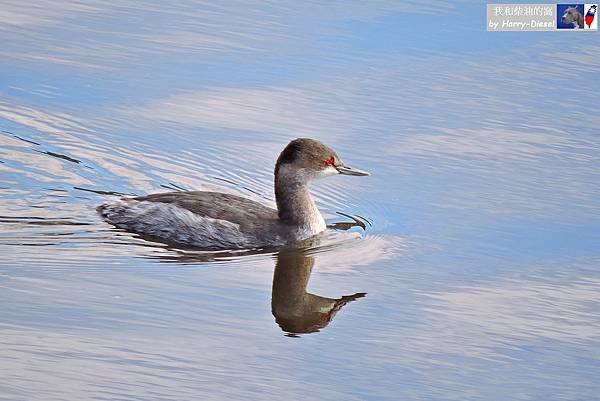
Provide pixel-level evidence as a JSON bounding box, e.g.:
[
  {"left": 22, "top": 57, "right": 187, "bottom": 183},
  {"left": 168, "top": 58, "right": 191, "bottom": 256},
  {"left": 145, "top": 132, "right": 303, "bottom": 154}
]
[
  {"left": 271, "top": 243, "right": 366, "bottom": 337},
  {"left": 145, "top": 215, "right": 368, "bottom": 336}
]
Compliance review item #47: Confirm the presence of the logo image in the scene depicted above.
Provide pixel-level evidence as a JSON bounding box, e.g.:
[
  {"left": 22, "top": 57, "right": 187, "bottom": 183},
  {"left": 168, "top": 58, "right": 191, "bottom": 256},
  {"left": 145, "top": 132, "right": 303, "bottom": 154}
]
[
  {"left": 584, "top": 4, "right": 598, "bottom": 29},
  {"left": 557, "top": 4, "right": 585, "bottom": 28}
]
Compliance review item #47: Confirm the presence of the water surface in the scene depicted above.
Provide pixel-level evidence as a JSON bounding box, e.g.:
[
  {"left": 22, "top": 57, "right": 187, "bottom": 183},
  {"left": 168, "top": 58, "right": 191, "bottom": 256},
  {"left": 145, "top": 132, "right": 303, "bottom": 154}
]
[{"left": 1, "top": 1, "right": 599, "bottom": 400}]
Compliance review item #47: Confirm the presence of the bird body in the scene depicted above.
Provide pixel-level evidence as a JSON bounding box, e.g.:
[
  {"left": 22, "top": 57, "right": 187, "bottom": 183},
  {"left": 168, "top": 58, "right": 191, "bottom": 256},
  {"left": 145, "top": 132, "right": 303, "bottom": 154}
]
[{"left": 98, "top": 138, "right": 368, "bottom": 250}]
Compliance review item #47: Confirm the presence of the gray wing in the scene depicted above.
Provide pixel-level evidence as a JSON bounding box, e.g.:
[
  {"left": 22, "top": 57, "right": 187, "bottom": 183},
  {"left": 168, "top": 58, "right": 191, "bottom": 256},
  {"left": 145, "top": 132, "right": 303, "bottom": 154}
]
[
  {"left": 134, "top": 191, "right": 279, "bottom": 229},
  {"left": 99, "top": 191, "right": 282, "bottom": 249}
]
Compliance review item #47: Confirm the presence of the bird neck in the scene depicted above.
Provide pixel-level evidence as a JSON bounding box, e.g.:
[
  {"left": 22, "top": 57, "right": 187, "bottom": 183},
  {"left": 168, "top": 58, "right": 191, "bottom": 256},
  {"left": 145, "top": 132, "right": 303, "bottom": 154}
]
[{"left": 274, "top": 166, "right": 325, "bottom": 231}]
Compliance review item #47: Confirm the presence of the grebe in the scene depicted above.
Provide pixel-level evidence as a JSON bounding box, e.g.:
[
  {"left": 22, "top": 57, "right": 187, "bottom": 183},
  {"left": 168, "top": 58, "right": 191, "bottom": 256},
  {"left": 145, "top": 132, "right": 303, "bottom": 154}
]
[{"left": 98, "top": 138, "right": 368, "bottom": 250}]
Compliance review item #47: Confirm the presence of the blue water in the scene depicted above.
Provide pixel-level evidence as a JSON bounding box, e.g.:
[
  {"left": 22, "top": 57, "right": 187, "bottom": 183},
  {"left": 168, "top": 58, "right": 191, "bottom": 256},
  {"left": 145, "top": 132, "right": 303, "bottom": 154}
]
[{"left": 1, "top": 1, "right": 599, "bottom": 400}]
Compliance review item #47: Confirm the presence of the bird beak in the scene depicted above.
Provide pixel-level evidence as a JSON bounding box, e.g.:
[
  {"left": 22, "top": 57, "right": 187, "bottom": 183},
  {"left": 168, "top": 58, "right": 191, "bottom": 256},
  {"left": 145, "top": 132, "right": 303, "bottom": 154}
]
[{"left": 336, "top": 164, "right": 369, "bottom": 176}]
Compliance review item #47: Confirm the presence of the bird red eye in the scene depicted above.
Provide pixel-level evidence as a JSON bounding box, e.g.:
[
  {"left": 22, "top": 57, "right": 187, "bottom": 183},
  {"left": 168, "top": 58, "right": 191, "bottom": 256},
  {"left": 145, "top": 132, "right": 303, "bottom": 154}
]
[{"left": 325, "top": 156, "right": 335, "bottom": 166}]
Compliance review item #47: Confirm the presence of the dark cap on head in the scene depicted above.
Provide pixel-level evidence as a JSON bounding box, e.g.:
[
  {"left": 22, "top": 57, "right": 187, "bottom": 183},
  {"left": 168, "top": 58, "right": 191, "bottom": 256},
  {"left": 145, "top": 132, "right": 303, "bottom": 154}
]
[{"left": 276, "top": 138, "right": 337, "bottom": 166}]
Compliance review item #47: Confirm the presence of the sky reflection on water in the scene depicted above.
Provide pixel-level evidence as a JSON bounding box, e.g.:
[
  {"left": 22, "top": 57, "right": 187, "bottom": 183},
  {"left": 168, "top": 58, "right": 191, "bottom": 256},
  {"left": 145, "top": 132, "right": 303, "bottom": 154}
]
[{"left": 1, "top": 1, "right": 599, "bottom": 400}]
